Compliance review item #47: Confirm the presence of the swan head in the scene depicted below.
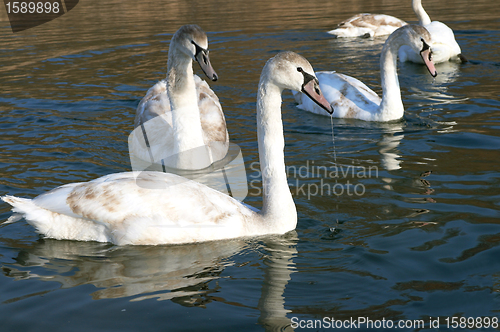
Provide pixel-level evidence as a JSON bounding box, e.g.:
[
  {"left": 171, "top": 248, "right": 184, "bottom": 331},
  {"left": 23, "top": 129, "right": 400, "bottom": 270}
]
[
  {"left": 264, "top": 51, "right": 333, "bottom": 114},
  {"left": 395, "top": 25, "right": 438, "bottom": 77},
  {"left": 171, "top": 24, "right": 218, "bottom": 81}
]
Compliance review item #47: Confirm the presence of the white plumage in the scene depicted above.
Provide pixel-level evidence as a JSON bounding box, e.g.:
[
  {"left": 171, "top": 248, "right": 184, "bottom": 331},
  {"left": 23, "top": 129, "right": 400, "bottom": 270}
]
[
  {"left": 2, "top": 52, "right": 332, "bottom": 246},
  {"left": 328, "top": 13, "right": 407, "bottom": 38},
  {"left": 399, "top": 0, "right": 465, "bottom": 64},
  {"left": 131, "top": 25, "right": 229, "bottom": 171},
  {"left": 294, "top": 25, "right": 438, "bottom": 122}
]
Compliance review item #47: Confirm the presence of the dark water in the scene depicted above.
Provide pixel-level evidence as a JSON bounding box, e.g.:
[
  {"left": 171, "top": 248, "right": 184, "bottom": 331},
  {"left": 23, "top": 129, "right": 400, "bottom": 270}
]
[{"left": 1, "top": 0, "right": 500, "bottom": 330}]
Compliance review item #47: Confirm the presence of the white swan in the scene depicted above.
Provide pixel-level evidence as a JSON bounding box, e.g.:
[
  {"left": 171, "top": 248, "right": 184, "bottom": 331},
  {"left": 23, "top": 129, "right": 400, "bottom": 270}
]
[
  {"left": 1, "top": 51, "right": 332, "bottom": 246},
  {"left": 294, "top": 25, "right": 437, "bottom": 122},
  {"left": 131, "top": 24, "right": 229, "bottom": 170},
  {"left": 328, "top": 13, "right": 407, "bottom": 38},
  {"left": 399, "top": 0, "right": 466, "bottom": 63}
]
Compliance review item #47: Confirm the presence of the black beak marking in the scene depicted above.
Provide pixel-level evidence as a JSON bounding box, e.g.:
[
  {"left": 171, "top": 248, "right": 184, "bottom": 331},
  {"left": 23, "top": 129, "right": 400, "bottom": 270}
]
[
  {"left": 191, "top": 40, "right": 209, "bottom": 63},
  {"left": 298, "top": 67, "right": 319, "bottom": 94},
  {"left": 420, "top": 38, "right": 432, "bottom": 61}
]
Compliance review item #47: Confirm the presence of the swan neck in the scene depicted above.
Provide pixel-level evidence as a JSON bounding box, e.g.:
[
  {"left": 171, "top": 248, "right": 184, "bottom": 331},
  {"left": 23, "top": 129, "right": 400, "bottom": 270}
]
[
  {"left": 256, "top": 75, "right": 297, "bottom": 229},
  {"left": 413, "top": 0, "right": 432, "bottom": 26},
  {"left": 378, "top": 33, "right": 404, "bottom": 120},
  {"left": 166, "top": 46, "right": 211, "bottom": 169}
]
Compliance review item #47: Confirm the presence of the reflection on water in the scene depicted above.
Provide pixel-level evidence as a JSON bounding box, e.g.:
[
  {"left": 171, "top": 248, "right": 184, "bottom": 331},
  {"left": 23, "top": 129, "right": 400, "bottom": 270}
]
[
  {"left": 2, "top": 234, "right": 298, "bottom": 330},
  {"left": 5, "top": 239, "right": 242, "bottom": 302},
  {"left": 377, "top": 123, "right": 404, "bottom": 171}
]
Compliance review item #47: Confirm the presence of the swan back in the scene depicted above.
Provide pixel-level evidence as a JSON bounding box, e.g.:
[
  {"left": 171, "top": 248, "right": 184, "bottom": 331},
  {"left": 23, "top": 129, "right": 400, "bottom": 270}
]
[
  {"left": 328, "top": 13, "right": 407, "bottom": 38},
  {"left": 424, "top": 21, "right": 462, "bottom": 62},
  {"left": 293, "top": 71, "right": 381, "bottom": 120}
]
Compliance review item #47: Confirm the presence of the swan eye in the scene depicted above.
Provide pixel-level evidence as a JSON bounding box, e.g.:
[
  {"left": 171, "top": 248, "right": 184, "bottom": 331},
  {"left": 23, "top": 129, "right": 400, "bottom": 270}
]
[
  {"left": 297, "top": 67, "right": 303, "bottom": 73},
  {"left": 191, "top": 40, "right": 208, "bottom": 60}
]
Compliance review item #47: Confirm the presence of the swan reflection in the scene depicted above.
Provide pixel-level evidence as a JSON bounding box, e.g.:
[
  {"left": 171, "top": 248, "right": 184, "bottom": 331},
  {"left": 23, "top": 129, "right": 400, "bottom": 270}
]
[
  {"left": 376, "top": 122, "right": 405, "bottom": 172},
  {"left": 2, "top": 233, "right": 298, "bottom": 329}
]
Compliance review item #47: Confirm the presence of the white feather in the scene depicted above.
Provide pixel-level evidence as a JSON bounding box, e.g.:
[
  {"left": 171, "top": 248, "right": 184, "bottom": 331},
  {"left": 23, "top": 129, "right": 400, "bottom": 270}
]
[
  {"left": 399, "top": 0, "right": 463, "bottom": 63},
  {"left": 328, "top": 13, "right": 407, "bottom": 38},
  {"left": 2, "top": 52, "right": 327, "bottom": 246},
  {"left": 294, "top": 25, "right": 437, "bottom": 122}
]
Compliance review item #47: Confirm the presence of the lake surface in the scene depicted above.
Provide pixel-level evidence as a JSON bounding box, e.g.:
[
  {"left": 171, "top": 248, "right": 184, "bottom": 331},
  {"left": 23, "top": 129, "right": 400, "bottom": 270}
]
[{"left": 1, "top": 0, "right": 499, "bottom": 330}]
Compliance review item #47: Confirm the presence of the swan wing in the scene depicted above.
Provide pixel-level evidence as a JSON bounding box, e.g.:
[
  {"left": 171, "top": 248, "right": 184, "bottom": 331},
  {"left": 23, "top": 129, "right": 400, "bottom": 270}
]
[
  {"left": 425, "top": 21, "right": 462, "bottom": 62},
  {"left": 2, "top": 172, "right": 256, "bottom": 245},
  {"left": 328, "top": 14, "right": 407, "bottom": 38},
  {"left": 133, "top": 76, "right": 228, "bottom": 163},
  {"left": 195, "top": 75, "right": 229, "bottom": 160},
  {"left": 134, "top": 80, "right": 170, "bottom": 128},
  {"left": 293, "top": 71, "right": 381, "bottom": 120}
]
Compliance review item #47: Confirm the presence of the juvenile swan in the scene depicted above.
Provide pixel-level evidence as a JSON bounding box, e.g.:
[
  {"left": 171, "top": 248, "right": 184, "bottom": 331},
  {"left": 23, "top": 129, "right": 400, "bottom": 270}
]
[
  {"left": 399, "top": 0, "right": 466, "bottom": 63},
  {"left": 328, "top": 13, "right": 407, "bottom": 38},
  {"left": 294, "top": 25, "right": 437, "bottom": 122},
  {"left": 132, "top": 25, "right": 228, "bottom": 170},
  {"left": 2, "top": 52, "right": 332, "bottom": 245}
]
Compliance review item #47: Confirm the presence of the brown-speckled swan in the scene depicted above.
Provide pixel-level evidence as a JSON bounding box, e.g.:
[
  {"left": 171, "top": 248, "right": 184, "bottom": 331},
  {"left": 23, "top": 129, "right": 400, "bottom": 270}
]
[
  {"left": 2, "top": 52, "right": 332, "bottom": 245},
  {"left": 328, "top": 13, "right": 407, "bottom": 38},
  {"left": 131, "top": 25, "right": 228, "bottom": 170}
]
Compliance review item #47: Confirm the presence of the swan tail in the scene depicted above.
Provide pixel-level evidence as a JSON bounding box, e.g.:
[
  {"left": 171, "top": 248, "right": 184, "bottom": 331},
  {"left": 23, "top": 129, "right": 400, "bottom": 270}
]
[
  {"left": 2, "top": 195, "right": 53, "bottom": 229},
  {"left": 2, "top": 196, "right": 31, "bottom": 223},
  {"left": 2, "top": 195, "right": 109, "bottom": 242},
  {"left": 2, "top": 195, "right": 34, "bottom": 217}
]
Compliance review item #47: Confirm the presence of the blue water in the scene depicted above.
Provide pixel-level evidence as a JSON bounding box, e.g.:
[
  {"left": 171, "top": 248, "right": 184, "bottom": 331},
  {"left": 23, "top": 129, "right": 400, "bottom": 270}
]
[{"left": 1, "top": 0, "right": 500, "bottom": 330}]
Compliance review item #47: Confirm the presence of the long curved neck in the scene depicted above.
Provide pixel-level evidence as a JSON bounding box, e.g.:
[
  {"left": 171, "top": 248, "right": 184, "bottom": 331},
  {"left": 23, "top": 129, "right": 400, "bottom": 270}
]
[
  {"left": 256, "top": 73, "right": 297, "bottom": 232},
  {"left": 412, "top": 0, "right": 431, "bottom": 26},
  {"left": 166, "top": 46, "right": 211, "bottom": 169},
  {"left": 378, "top": 32, "right": 405, "bottom": 120}
]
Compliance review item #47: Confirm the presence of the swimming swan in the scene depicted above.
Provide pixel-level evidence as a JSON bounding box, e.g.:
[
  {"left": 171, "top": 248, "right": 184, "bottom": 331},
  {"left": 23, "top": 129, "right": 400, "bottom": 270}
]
[
  {"left": 1, "top": 52, "right": 332, "bottom": 245},
  {"left": 328, "top": 13, "right": 407, "bottom": 38},
  {"left": 294, "top": 25, "right": 437, "bottom": 122},
  {"left": 399, "top": 0, "right": 466, "bottom": 63},
  {"left": 132, "top": 24, "right": 229, "bottom": 170}
]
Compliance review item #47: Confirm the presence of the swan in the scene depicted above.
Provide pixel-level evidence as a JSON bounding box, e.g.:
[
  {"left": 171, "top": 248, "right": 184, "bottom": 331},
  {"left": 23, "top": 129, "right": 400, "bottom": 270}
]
[
  {"left": 1, "top": 51, "right": 333, "bottom": 246},
  {"left": 293, "top": 25, "right": 437, "bottom": 122},
  {"left": 328, "top": 13, "right": 407, "bottom": 38},
  {"left": 131, "top": 24, "right": 229, "bottom": 170},
  {"left": 399, "top": 0, "right": 466, "bottom": 63}
]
